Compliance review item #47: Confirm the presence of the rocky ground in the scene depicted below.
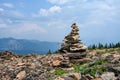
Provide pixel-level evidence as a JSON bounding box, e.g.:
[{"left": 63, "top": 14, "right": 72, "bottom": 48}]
[{"left": 0, "top": 49, "right": 120, "bottom": 80}]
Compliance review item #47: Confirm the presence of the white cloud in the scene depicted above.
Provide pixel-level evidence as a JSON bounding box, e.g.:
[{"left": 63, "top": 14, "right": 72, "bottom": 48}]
[
  {"left": 47, "top": 0, "right": 88, "bottom": 5},
  {"left": 0, "top": 23, "right": 47, "bottom": 40},
  {"left": 47, "top": 21, "right": 67, "bottom": 29},
  {"left": 10, "top": 23, "right": 46, "bottom": 34},
  {"left": 39, "top": 5, "right": 61, "bottom": 16},
  {"left": 32, "top": 6, "right": 61, "bottom": 17},
  {"left": 3, "top": 3, "right": 14, "bottom": 8},
  {"left": 105, "top": 0, "right": 114, "bottom": 3},
  {"left": 47, "top": 0, "right": 70, "bottom": 4},
  {"left": 97, "top": 3, "right": 113, "bottom": 11},
  {"left": 0, "top": 23, "right": 7, "bottom": 28},
  {"left": 0, "top": 8, "right": 4, "bottom": 12},
  {"left": 39, "top": 9, "right": 48, "bottom": 16},
  {"left": 49, "top": 6, "right": 62, "bottom": 13},
  {"left": 31, "top": 0, "right": 120, "bottom": 28},
  {"left": 86, "top": 3, "right": 116, "bottom": 23},
  {"left": 0, "top": 0, "right": 120, "bottom": 42},
  {"left": 58, "top": 0, "right": 119, "bottom": 27}
]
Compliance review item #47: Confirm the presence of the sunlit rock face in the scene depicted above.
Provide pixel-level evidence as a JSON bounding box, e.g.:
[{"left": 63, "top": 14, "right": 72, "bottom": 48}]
[{"left": 60, "top": 23, "right": 87, "bottom": 53}]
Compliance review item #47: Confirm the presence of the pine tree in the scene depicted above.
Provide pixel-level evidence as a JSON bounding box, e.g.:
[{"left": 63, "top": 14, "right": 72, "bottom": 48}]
[
  {"left": 105, "top": 43, "right": 108, "bottom": 48},
  {"left": 88, "top": 45, "right": 92, "bottom": 50},
  {"left": 98, "top": 43, "right": 103, "bottom": 49},
  {"left": 47, "top": 49, "right": 52, "bottom": 54},
  {"left": 109, "top": 43, "right": 112, "bottom": 48},
  {"left": 92, "top": 44, "right": 96, "bottom": 49}
]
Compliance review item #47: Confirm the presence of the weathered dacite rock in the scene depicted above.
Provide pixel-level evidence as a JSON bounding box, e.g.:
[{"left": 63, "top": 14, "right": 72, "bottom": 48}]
[{"left": 59, "top": 23, "right": 87, "bottom": 59}]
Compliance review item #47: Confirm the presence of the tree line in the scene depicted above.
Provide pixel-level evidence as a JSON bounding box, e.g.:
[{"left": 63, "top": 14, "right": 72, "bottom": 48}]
[{"left": 88, "top": 42, "right": 120, "bottom": 50}]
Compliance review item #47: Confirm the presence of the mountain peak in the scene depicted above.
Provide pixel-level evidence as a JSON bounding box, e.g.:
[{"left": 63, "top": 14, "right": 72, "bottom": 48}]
[{"left": 0, "top": 38, "right": 59, "bottom": 54}]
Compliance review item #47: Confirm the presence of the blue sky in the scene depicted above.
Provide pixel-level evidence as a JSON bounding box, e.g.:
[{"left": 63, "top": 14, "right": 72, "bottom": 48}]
[{"left": 0, "top": 0, "right": 120, "bottom": 45}]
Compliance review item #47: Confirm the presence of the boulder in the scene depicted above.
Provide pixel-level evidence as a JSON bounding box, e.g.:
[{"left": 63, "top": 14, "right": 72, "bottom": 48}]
[
  {"left": 16, "top": 71, "right": 26, "bottom": 80},
  {"left": 55, "top": 77, "right": 65, "bottom": 80},
  {"left": 71, "top": 58, "right": 92, "bottom": 64},
  {"left": 52, "top": 60, "right": 62, "bottom": 67},
  {"left": 107, "top": 66, "right": 120, "bottom": 75},
  {"left": 71, "top": 73, "right": 81, "bottom": 80},
  {"left": 101, "top": 72, "right": 116, "bottom": 80},
  {"left": 60, "top": 61, "right": 71, "bottom": 68},
  {"left": 67, "top": 52, "right": 87, "bottom": 59},
  {"left": 64, "top": 73, "right": 81, "bottom": 80},
  {"left": 94, "top": 78, "right": 103, "bottom": 80}
]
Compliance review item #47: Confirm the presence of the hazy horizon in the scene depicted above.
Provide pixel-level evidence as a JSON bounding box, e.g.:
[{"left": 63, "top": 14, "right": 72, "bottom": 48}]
[{"left": 0, "top": 0, "right": 120, "bottom": 45}]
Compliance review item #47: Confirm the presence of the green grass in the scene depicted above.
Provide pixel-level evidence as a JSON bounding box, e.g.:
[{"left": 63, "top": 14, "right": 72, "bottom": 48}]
[
  {"left": 72, "top": 59, "right": 108, "bottom": 77},
  {"left": 44, "top": 71, "right": 53, "bottom": 79},
  {"left": 89, "top": 66, "right": 108, "bottom": 77},
  {"left": 72, "top": 64, "right": 89, "bottom": 74},
  {"left": 55, "top": 68, "right": 67, "bottom": 76},
  {"left": 79, "top": 64, "right": 89, "bottom": 74},
  {"left": 95, "top": 59, "right": 108, "bottom": 65},
  {"left": 72, "top": 64, "right": 80, "bottom": 72},
  {"left": 88, "top": 48, "right": 120, "bottom": 54},
  {"left": 89, "top": 59, "right": 108, "bottom": 77}
]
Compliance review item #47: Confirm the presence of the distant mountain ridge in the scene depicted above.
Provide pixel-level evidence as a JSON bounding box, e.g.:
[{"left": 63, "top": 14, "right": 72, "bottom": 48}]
[{"left": 0, "top": 38, "right": 60, "bottom": 54}]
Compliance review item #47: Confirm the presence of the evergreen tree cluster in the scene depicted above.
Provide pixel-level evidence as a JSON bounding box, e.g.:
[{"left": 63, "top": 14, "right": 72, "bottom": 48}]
[{"left": 88, "top": 42, "right": 120, "bottom": 50}]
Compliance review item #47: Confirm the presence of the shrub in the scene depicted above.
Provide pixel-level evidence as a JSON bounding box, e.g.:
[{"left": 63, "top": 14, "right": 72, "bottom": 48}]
[
  {"left": 73, "top": 64, "right": 89, "bottom": 74},
  {"left": 95, "top": 59, "right": 108, "bottom": 65},
  {"left": 90, "top": 66, "right": 108, "bottom": 77},
  {"left": 72, "top": 59, "right": 108, "bottom": 77},
  {"left": 72, "top": 64, "right": 80, "bottom": 72}
]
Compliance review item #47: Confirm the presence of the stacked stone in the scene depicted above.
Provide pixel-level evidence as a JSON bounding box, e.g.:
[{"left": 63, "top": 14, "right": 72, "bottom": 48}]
[{"left": 60, "top": 23, "right": 87, "bottom": 53}]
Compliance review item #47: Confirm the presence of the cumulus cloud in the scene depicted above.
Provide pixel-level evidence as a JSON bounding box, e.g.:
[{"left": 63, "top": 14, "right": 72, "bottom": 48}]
[
  {"left": 40, "top": 5, "right": 61, "bottom": 16},
  {"left": 0, "top": 8, "right": 4, "bottom": 13},
  {"left": 0, "top": 23, "right": 7, "bottom": 28},
  {"left": 33, "top": 5, "right": 61, "bottom": 17},
  {"left": 49, "top": 6, "right": 62, "bottom": 13},
  {"left": 3, "top": 3, "right": 14, "bottom": 8},
  {"left": 0, "top": 10, "right": 24, "bottom": 24},
  {"left": 99, "top": 4, "right": 113, "bottom": 10},
  {"left": 47, "top": 0, "right": 71, "bottom": 4},
  {"left": 85, "top": 2, "right": 116, "bottom": 25},
  {"left": 10, "top": 23, "right": 46, "bottom": 34},
  {"left": 59, "top": 0, "right": 119, "bottom": 27},
  {"left": 0, "top": 23, "right": 47, "bottom": 40},
  {"left": 0, "top": 0, "right": 120, "bottom": 42}
]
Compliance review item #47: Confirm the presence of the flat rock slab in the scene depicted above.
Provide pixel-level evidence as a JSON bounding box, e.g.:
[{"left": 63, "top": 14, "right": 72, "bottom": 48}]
[
  {"left": 67, "top": 52, "right": 87, "bottom": 59},
  {"left": 70, "top": 58, "right": 92, "bottom": 64}
]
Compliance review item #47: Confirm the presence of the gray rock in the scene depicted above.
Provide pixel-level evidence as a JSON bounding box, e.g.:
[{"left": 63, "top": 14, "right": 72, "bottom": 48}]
[
  {"left": 101, "top": 72, "right": 116, "bottom": 80},
  {"left": 59, "top": 23, "right": 87, "bottom": 54},
  {"left": 60, "top": 61, "right": 71, "bottom": 68},
  {"left": 107, "top": 63, "right": 120, "bottom": 75},
  {"left": 62, "top": 76, "right": 74, "bottom": 80},
  {"left": 67, "top": 52, "right": 87, "bottom": 59}
]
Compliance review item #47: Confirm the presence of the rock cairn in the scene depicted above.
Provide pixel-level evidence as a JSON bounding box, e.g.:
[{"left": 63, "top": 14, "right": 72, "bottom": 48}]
[{"left": 59, "top": 23, "right": 87, "bottom": 59}]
